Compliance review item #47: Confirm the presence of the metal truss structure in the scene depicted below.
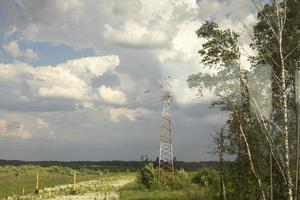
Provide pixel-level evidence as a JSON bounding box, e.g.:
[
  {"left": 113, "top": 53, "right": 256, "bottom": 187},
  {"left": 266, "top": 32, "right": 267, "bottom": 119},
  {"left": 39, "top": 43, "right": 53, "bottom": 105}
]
[{"left": 158, "top": 76, "right": 175, "bottom": 183}]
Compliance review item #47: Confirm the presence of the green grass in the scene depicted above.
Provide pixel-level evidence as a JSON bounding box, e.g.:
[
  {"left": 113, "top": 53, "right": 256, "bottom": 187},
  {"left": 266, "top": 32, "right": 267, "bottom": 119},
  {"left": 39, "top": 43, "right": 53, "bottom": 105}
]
[
  {"left": 0, "top": 165, "right": 100, "bottom": 199},
  {"left": 120, "top": 181, "right": 212, "bottom": 200},
  {"left": 0, "top": 165, "right": 218, "bottom": 200}
]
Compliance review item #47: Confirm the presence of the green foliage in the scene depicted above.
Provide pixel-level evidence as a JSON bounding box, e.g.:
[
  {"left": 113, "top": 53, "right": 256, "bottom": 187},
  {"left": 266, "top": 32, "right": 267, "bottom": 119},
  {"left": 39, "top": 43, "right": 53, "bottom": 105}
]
[
  {"left": 0, "top": 165, "right": 100, "bottom": 198},
  {"left": 137, "top": 163, "right": 192, "bottom": 190},
  {"left": 173, "top": 169, "right": 191, "bottom": 189},
  {"left": 192, "top": 168, "right": 219, "bottom": 188},
  {"left": 188, "top": 1, "right": 300, "bottom": 199},
  {"left": 196, "top": 21, "right": 240, "bottom": 67},
  {"left": 192, "top": 168, "right": 221, "bottom": 200},
  {"left": 137, "top": 163, "right": 159, "bottom": 189},
  {"left": 120, "top": 180, "right": 212, "bottom": 200},
  {"left": 47, "top": 165, "right": 73, "bottom": 176}
]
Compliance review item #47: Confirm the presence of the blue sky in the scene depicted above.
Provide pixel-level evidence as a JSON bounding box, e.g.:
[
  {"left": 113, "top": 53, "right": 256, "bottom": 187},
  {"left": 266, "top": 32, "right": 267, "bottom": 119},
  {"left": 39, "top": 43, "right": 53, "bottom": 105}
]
[{"left": 0, "top": 0, "right": 257, "bottom": 161}]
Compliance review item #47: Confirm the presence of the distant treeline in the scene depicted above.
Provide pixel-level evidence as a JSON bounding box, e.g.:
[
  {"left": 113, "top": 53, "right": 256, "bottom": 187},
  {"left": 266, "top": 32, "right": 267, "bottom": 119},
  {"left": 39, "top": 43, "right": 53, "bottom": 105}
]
[{"left": 0, "top": 159, "right": 228, "bottom": 171}]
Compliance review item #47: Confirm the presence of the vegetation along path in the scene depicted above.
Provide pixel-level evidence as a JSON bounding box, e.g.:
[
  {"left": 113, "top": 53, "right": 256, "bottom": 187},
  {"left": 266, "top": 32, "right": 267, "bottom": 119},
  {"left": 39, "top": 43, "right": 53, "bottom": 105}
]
[{"left": 5, "top": 173, "right": 135, "bottom": 200}]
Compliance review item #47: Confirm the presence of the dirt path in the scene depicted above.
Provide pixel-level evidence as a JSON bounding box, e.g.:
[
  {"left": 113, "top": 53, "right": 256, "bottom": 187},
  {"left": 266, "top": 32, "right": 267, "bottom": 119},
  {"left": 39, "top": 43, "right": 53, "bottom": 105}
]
[
  {"left": 6, "top": 175, "right": 134, "bottom": 200},
  {"left": 48, "top": 179, "right": 133, "bottom": 200}
]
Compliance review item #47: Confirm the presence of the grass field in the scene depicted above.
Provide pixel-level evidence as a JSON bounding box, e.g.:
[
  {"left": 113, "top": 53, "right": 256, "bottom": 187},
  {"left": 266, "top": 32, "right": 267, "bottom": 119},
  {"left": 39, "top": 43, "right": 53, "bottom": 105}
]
[
  {"left": 120, "top": 181, "right": 212, "bottom": 200},
  {"left": 0, "top": 165, "right": 101, "bottom": 199},
  {"left": 0, "top": 165, "right": 213, "bottom": 200}
]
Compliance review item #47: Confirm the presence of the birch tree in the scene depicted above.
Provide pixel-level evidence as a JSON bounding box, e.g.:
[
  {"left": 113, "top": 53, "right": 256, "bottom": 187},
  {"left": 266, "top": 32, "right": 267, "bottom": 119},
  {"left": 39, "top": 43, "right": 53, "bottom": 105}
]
[
  {"left": 188, "top": 21, "right": 267, "bottom": 200},
  {"left": 188, "top": 1, "right": 299, "bottom": 199},
  {"left": 251, "top": 1, "right": 300, "bottom": 199}
]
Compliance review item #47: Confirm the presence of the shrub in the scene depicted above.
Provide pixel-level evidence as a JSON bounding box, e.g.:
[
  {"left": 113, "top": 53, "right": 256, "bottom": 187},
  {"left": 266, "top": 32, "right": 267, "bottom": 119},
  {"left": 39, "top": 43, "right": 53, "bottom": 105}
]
[
  {"left": 48, "top": 166, "right": 73, "bottom": 176},
  {"left": 174, "top": 169, "right": 191, "bottom": 189},
  {"left": 192, "top": 168, "right": 220, "bottom": 188},
  {"left": 13, "top": 168, "right": 21, "bottom": 177},
  {"left": 138, "top": 164, "right": 192, "bottom": 190},
  {"left": 192, "top": 168, "right": 220, "bottom": 200},
  {"left": 137, "top": 163, "right": 159, "bottom": 189}
]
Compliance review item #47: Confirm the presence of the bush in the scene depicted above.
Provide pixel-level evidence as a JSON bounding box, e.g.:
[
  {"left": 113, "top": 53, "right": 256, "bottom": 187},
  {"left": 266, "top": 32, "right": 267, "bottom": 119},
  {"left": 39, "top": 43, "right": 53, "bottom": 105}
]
[
  {"left": 192, "top": 168, "right": 220, "bottom": 188},
  {"left": 138, "top": 164, "right": 192, "bottom": 190},
  {"left": 192, "top": 168, "right": 220, "bottom": 200},
  {"left": 137, "top": 163, "right": 159, "bottom": 189},
  {"left": 48, "top": 166, "right": 73, "bottom": 176},
  {"left": 13, "top": 168, "right": 21, "bottom": 177},
  {"left": 174, "top": 169, "right": 191, "bottom": 189}
]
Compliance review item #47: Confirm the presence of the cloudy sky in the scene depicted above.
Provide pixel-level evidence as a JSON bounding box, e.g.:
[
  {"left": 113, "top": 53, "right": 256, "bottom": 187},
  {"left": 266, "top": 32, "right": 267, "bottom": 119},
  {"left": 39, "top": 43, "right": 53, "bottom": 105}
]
[{"left": 0, "top": 0, "right": 258, "bottom": 161}]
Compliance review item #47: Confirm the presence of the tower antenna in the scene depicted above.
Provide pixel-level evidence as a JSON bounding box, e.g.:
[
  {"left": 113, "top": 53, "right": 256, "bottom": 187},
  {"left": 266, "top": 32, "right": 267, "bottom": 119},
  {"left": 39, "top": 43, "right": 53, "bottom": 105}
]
[{"left": 158, "top": 76, "right": 175, "bottom": 184}]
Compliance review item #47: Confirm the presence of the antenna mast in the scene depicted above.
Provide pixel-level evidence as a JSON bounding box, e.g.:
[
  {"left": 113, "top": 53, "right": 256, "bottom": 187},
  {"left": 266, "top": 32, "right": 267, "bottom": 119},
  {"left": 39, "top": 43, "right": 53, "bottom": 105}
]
[{"left": 158, "top": 76, "right": 175, "bottom": 183}]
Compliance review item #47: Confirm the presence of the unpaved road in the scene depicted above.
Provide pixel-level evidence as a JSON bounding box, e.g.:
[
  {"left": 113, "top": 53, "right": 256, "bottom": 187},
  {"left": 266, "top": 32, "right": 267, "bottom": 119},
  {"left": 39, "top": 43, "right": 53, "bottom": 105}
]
[
  {"left": 6, "top": 175, "right": 134, "bottom": 200},
  {"left": 49, "top": 179, "right": 133, "bottom": 200}
]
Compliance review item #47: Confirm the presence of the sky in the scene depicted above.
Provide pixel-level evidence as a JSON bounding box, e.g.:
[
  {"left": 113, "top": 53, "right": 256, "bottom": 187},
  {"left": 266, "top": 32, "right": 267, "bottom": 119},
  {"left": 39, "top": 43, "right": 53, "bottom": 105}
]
[{"left": 0, "top": 0, "right": 258, "bottom": 161}]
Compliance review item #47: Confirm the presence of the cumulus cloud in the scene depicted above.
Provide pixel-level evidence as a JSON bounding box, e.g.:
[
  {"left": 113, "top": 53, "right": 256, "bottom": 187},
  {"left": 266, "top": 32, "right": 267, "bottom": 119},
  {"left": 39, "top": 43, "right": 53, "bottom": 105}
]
[
  {"left": 103, "top": 22, "right": 170, "bottom": 48},
  {"left": 24, "top": 48, "right": 38, "bottom": 60},
  {"left": 0, "top": 120, "right": 7, "bottom": 133},
  {"left": 106, "top": 107, "right": 151, "bottom": 122},
  {"left": 156, "top": 20, "right": 202, "bottom": 64},
  {"left": 53, "top": 0, "right": 84, "bottom": 13},
  {"left": 36, "top": 118, "right": 49, "bottom": 129},
  {"left": 57, "top": 56, "right": 120, "bottom": 79},
  {"left": 3, "top": 40, "right": 21, "bottom": 57},
  {"left": 0, "top": 55, "right": 119, "bottom": 103},
  {"left": 98, "top": 85, "right": 127, "bottom": 105},
  {"left": 38, "top": 85, "right": 87, "bottom": 100},
  {"left": 0, "top": 0, "right": 257, "bottom": 106},
  {"left": 0, "top": 0, "right": 260, "bottom": 160},
  {"left": 3, "top": 40, "right": 38, "bottom": 60},
  {"left": 0, "top": 115, "right": 54, "bottom": 140},
  {"left": 112, "top": 0, "right": 142, "bottom": 15},
  {"left": 171, "top": 78, "right": 214, "bottom": 105},
  {"left": 0, "top": 0, "right": 258, "bottom": 109}
]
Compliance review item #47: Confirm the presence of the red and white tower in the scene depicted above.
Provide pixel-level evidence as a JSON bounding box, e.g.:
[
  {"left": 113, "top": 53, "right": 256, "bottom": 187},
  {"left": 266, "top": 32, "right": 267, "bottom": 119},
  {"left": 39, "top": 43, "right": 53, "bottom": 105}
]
[{"left": 158, "top": 76, "right": 175, "bottom": 183}]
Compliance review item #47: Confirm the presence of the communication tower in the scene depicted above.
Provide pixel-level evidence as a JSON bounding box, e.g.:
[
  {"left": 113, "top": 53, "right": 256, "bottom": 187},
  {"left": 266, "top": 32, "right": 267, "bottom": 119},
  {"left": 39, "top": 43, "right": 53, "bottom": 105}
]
[{"left": 158, "top": 76, "right": 175, "bottom": 183}]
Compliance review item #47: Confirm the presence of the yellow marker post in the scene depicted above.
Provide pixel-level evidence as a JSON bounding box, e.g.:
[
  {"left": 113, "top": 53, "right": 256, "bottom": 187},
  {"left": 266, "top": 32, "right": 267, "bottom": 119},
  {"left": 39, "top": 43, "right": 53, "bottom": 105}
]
[
  {"left": 35, "top": 173, "right": 39, "bottom": 194},
  {"left": 73, "top": 172, "right": 77, "bottom": 193}
]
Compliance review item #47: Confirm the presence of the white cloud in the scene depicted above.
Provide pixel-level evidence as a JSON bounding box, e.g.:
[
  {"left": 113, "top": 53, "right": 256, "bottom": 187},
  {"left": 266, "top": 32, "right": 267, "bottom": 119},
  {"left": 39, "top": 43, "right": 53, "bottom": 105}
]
[
  {"left": 54, "top": 0, "right": 83, "bottom": 12},
  {"left": 0, "top": 120, "right": 7, "bottom": 132},
  {"left": 112, "top": 0, "right": 142, "bottom": 15},
  {"left": 0, "top": 115, "right": 54, "bottom": 140},
  {"left": 24, "top": 48, "right": 38, "bottom": 60},
  {"left": 38, "top": 85, "right": 87, "bottom": 100},
  {"left": 0, "top": 0, "right": 260, "bottom": 107},
  {"left": 36, "top": 118, "right": 49, "bottom": 129},
  {"left": 57, "top": 56, "right": 120, "bottom": 79},
  {"left": 98, "top": 85, "right": 127, "bottom": 105},
  {"left": 0, "top": 0, "right": 260, "bottom": 159},
  {"left": 106, "top": 107, "right": 151, "bottom": 122},
  {"left": 3, "top": 40, "right": 38, "bottom": 60},
  {"left": 113, "top": 71, "right": 137, "bottom": 91},
  {"left": 1, "top": 2, "right": 258, "bottom": 107},
  {"left": 157, "top": 20, "right": 202, "bottom": 64},
  {"left": 103, "top": 22, "right": 170, "bottom": 48},
  {"left": 3, "top": 40, "right": 21, "bottom": 57},
  {"left": 0, "top": 55, "right": 120, "bottom": 102},
  {"left": 171, "top": 78, "right": 214, "bottom": 105}
]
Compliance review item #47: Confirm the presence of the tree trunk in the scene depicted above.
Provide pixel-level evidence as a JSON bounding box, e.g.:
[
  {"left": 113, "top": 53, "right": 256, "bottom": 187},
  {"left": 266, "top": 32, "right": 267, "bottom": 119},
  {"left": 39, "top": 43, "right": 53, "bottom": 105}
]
[
  {"left": 279, "top": 23, "right": 293, "bottom": 200},
  {"left": 230, "top": 99, "right": 266, "bottom": 200},
  {"left": 239, "top": 123, "right": 267, "bottom": 200},
  {"left": 295, "top": 68, "right": 300, "bottom": 200}
]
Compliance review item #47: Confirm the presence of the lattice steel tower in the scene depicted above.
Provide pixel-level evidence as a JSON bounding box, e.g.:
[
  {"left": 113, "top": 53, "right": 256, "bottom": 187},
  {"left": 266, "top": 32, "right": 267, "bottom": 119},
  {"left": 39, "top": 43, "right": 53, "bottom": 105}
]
[{"left": 158, "top": 76, "right": 175, "bottom": 183}]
